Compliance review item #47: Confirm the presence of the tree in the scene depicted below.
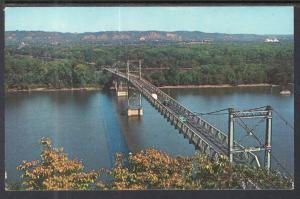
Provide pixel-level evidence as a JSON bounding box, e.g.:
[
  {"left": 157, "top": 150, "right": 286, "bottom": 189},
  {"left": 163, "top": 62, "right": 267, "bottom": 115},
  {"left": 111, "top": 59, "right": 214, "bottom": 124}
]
[
  {"left": 44, "top": 61, "right": 73, "bottom": 88},
  {"left": 73, "top": 64, "right": 91, "bottom": 86},
  {"left": 99, "top": 148, "right": 293, "bottom": 190},
  {"left": 5, "top": 42, "right": 294, "bottom": 89},
  {"left": 16, "top": 138, "right": 99, "bottom": 190},
  {"left": 13, "top": 139, "right": 292, "bottom": 190},
  {"left": 178, "top": 71, "right": 193, "bottom": 85},
  {"left": 100, "top": 149, "right": 194, "bottom": 190},
  {"left": 165, "top": 67, "right": 179, "bottom": 85},
  {"left": 149, "top": 72, "right": 166, "bottom": 86}
]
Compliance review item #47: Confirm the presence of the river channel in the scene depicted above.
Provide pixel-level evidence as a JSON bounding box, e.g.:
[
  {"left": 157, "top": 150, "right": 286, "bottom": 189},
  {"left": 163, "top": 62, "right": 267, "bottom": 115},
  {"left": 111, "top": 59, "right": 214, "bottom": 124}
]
[{"left": 5, "top": 86, "right": 294, "bottom": 182}]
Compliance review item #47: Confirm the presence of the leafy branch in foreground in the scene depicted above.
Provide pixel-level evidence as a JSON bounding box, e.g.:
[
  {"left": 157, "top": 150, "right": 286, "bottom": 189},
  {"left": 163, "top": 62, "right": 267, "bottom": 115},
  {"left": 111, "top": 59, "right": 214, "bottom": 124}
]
[
  {"left": 16, "top": 137, "right": 99, "bottom": 190},
  {"left": 14, "top": 138, "right": 293, "bottom": 190},
  {"left": 100, "top": 149, "right": 293, "bottom": 190}
]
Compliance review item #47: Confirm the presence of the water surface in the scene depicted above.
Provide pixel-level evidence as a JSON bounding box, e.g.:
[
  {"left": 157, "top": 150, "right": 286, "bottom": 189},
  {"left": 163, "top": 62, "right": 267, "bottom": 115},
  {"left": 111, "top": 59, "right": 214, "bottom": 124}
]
[{"left": 5, "top": 87, "right": 294, "bottom": 182}]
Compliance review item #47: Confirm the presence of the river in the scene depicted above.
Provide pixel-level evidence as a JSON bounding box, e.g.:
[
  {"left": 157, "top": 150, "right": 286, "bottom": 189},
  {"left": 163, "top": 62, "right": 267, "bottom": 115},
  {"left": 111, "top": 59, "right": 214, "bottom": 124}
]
[{"left": 5, "top": 86, "right": 294, "bottom": 182}]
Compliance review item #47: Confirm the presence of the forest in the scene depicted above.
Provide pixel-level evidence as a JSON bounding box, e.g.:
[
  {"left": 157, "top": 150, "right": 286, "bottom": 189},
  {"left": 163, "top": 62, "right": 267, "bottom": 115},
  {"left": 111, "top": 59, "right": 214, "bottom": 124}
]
[{"left": 5, "top": 42, "right": 294, "bottom": 89}]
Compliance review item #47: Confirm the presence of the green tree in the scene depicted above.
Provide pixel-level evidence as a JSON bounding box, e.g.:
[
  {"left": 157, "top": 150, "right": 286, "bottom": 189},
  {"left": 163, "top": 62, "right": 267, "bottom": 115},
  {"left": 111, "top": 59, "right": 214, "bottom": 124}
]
[
  {"left": 44, "top": 60, "right": 72, "bottom": 88},
  {"left": 5, "top": 42, "right": 294, "bottom": 89},
  {"left": 73, "top": 64, "right": 91, "bottom": 86},
  {"left": 149, "top": 72, "right": 167, "bottom": 86}
]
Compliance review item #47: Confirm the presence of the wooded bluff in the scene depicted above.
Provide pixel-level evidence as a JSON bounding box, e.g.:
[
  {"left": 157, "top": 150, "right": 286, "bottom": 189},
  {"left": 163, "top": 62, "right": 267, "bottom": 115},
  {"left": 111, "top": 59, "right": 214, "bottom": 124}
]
[{"left": 5, "top": 42, "right": 293, "bottom": 89}]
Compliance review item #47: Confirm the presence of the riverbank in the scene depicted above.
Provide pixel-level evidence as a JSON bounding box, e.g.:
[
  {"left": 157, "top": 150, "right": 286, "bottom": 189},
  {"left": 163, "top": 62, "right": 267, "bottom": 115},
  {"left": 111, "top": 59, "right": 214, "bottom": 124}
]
[
  {"left": 6, "top": 87, "right": 103, "bottom": 93},
  {"left": 6, "top": 83, "right": 281, "bottom": 92},
  {"left": 158, "top": 83, "right": 278, "bottom": 89}
]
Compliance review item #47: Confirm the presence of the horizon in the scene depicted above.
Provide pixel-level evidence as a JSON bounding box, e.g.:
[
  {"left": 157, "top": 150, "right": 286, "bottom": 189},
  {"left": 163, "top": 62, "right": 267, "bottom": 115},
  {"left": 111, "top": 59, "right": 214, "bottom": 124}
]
[
  {"left": 5, "top": 30, "right": 294, "bottom": 36},
  {"left": 5, "top": 7, "right": 293, "bottom": 35}
]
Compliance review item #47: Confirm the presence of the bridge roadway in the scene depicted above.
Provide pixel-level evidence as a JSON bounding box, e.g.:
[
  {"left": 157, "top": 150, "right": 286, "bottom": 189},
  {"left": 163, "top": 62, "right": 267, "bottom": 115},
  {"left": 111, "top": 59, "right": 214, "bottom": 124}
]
[{"left": 104, "top": 67, "right": 260, "bottom": 167}]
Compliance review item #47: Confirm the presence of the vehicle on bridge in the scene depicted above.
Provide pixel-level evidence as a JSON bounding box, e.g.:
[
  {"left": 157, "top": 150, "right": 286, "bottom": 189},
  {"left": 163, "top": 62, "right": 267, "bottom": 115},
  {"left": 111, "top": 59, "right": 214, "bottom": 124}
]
[
  {"left": 151, "top": 93, "right": 158, "bottom": 100},
  {"left": 179, "top": 116, "right": 187, "bottom": 122}
]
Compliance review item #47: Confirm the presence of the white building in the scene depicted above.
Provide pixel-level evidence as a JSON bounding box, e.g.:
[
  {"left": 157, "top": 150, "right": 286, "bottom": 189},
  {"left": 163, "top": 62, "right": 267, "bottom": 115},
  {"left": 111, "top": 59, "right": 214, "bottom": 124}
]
[{"left": 264, "top": 38, "right": 280, "bottom": 43}]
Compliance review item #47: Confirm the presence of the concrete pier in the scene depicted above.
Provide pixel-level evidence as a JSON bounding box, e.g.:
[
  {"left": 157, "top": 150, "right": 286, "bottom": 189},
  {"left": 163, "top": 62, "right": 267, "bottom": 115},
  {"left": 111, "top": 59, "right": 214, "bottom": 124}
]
[
  {"left": 114, "top": 80, "right": 128, "bottom": 96},
  {"left": 127, "top": 108, "right": 143, "bottom": 116},
  {"left": 117, "top": 90, "right": 128, "bottom": 96}
]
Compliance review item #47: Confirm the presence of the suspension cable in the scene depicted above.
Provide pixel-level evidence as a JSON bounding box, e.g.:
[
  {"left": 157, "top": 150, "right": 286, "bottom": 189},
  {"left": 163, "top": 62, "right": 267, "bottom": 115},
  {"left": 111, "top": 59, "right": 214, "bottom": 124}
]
[
  {"left": 270, "top": 153, "right": 293, "bottom": 179},
  {"left": 236, "top": 134, "right": 251, "bottom": 145},
  {"left": 272, "top": 108, "right": 294, "bottom": 130},
  {"left": 173, "top": 103, "right": 293, "bottom": 179},
  {"left": 195, "top": 112, "right": 228, "bottom": 116},
  {"left": 235, "top": 120, "right": 262, "bottom": 146},
  {"left": 236, "top": 116, "right": 293, "bottom": 180},
  {"left": 241, "top": 105, "right": 268, "bottom": 112},
  {"left": 196, "top": 105, "right": 267, "bottom": 116},
  {"left": 236, "top": 117, "right": 265, "bottom": 146},
  {"left": 193, "top": 108, "right": 229, "bottom": 115}
]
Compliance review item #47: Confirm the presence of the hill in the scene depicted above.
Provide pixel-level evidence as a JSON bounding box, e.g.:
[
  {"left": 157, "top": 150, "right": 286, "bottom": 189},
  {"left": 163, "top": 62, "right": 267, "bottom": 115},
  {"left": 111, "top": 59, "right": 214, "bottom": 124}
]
[{"left": 5, "top": 30, "right": 293, "bottom": 45}]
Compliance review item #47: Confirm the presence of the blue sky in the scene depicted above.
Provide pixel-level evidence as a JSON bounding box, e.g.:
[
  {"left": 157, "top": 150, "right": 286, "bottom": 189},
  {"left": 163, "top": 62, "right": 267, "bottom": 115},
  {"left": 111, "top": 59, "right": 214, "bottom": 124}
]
[{"left": 5, "top": 7, "right": 293, "bottom": 35}]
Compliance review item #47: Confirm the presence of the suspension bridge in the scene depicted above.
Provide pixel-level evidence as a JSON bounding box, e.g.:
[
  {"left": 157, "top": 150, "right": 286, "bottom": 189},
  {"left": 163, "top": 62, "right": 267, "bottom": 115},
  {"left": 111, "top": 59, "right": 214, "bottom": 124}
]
[{"left": 103, "top": 61, "right": 294, "bottom": 180}]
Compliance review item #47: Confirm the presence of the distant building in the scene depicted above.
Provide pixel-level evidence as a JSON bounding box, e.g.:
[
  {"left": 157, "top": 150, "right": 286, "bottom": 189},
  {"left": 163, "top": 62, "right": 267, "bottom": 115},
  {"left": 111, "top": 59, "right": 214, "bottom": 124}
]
[
  {"left": 185, "top": 40, "right": 212, "bottom": 45},
  {"left": 264, "top": 38, "right": 280, "bottom": 43},
  {"left": 17, "top": 42, "right": 26, "bottom": 49}
]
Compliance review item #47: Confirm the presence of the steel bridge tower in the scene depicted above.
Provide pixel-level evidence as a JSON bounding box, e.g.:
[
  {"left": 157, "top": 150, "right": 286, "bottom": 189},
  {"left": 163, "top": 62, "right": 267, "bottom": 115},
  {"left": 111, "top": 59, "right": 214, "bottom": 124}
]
[
  {"left": 228, "top": 106, "right": 273, "bottom": 170},
  {"left": 126, "top": 60, "right": 143, "bottom": 116}
]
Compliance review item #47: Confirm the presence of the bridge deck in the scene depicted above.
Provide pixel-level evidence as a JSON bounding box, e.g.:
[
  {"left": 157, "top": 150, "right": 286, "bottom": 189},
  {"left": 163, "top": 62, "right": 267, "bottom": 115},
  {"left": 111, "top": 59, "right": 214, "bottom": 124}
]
[{"left": 104, "top": 68, "right": 260, "bottom": 166}]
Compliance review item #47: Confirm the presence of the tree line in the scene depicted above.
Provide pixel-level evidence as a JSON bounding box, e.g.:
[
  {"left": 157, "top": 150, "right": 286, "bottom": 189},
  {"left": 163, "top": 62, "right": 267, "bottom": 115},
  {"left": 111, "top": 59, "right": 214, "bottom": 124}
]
[{"left": 5, "top": 42, "right": 293, "bottom": 89}]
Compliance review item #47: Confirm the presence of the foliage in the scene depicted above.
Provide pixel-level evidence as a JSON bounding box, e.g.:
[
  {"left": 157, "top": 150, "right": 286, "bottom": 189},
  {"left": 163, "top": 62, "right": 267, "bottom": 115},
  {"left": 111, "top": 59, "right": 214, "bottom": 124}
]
[
  {"left": 16, "top": 137, "right": 99, "bottom": 190},
  {"left": 73, "top": 64, "right": 92, "bottom": 86},
  {"left": 100, "top": 149, "right": 293, "bottom": 190},
  {"left": 101, "top": 149, "right": 194, "bottom": 190},
  {"left": 12, "top": 138, "right": 293, "bottom": 190},
  {"left": 5, "top": 42, "right": 293, "bottom": 89}
]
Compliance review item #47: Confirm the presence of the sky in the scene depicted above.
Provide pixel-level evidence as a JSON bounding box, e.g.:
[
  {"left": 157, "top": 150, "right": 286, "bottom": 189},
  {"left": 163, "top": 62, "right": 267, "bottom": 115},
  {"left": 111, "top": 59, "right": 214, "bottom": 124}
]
[{"left": 5, "top": 6, "right": 294, "bottom": 35}]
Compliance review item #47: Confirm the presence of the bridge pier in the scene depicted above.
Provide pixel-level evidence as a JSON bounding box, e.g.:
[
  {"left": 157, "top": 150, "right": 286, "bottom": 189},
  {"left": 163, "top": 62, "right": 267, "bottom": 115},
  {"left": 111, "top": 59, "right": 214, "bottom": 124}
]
[
  {"left": 127, "top": 107, "right": 143, "bottom": 116},
  {"left": 114, "top": 80, "right": 128, "bottom": 97},
  {"left": 117, "top": 90, "right": 128, "bottom": 97},
  {"left": 127, "top": 87, "right": 143, "bottom": 117}
]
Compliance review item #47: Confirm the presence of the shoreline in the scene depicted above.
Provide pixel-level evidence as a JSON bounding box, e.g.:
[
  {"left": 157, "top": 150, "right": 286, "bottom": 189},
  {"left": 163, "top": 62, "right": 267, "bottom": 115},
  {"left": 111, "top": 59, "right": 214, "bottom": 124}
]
[
  {"left": 5, "top": 83, "right": 280, "bottom": 92},
  {"left": 158, "top": 83, "right": 279, "bottom": 89},
  {"left": 6, "top": 87, "right": 103, "bottom": 93}
]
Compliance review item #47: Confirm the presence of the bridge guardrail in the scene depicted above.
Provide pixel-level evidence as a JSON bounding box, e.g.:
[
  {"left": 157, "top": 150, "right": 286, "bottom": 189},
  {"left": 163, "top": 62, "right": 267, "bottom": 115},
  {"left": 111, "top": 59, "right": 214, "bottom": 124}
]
[
  {"left": 136, "top": 76, "right": 260, "bottom": 166},
  {"left": 131, "top": 78, "right": 221, "bottom": 160}
]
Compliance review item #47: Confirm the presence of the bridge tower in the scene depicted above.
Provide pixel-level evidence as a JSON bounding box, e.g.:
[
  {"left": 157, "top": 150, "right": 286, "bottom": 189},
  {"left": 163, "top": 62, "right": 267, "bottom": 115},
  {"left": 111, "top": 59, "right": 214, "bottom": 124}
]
[
  {"left": 112, "top": 61, "right": 128, "bottom": 97},
  {"left": 114, "top": 78, "right": 128, "bottom": 97},
  {"left": 228, "top": 106, "right": 273, "bottom": 170},
  {"left": 126, "top": 60, "right": 143, "bottom": 116}
]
